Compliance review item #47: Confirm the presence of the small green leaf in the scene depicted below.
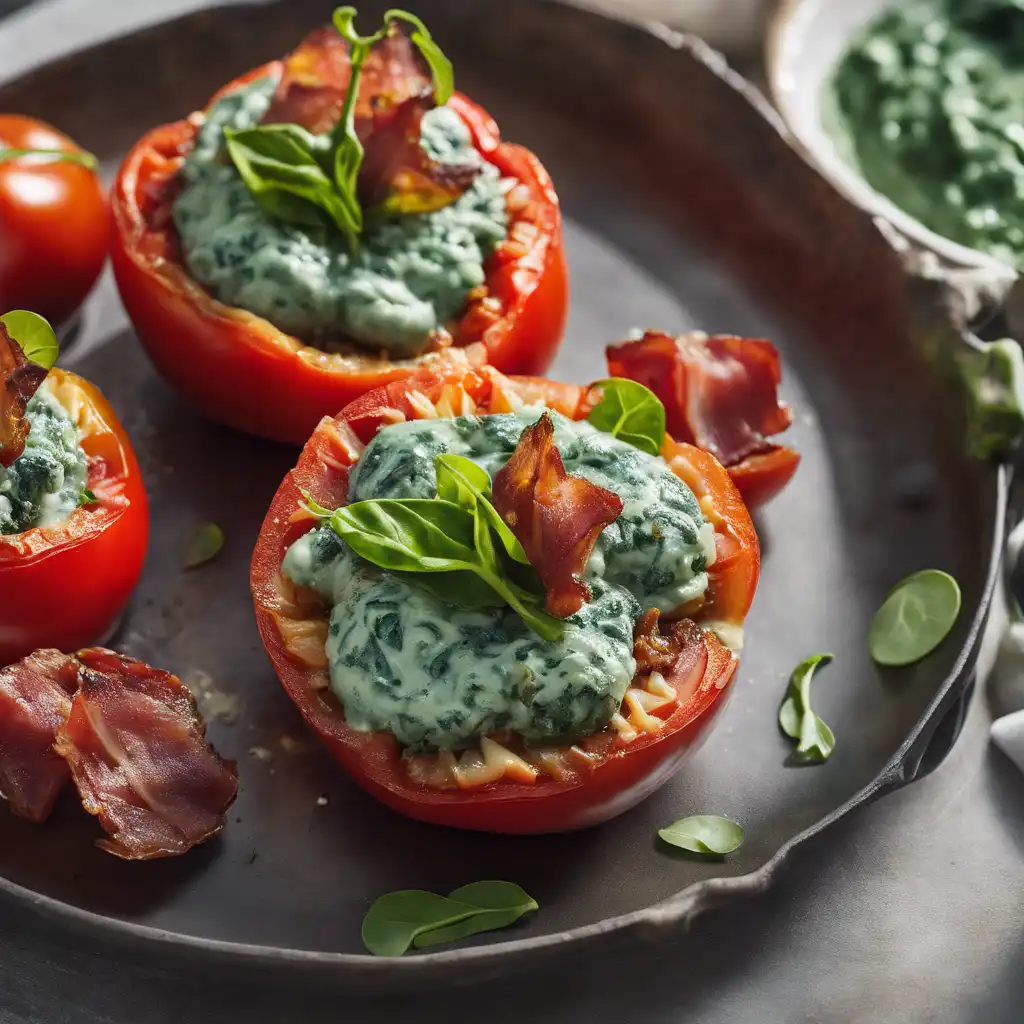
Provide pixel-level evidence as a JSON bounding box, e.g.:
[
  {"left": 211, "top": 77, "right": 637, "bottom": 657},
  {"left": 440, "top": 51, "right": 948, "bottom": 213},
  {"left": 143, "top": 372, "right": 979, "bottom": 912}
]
[
  {"left": 778, "top": 653, "right": 835, "bottom": 763},
  {"left": 361, "top": 881, "right": 537, "bottom": 956},
  {"left": 76, "top": 488, "right": 97, "bottom": 508},
  {"left": 586, "top": 378, "right": 666, "bottom": 456},
  {"left": 658, "top": 815, "right": 744, "bottom": 855},
  {"left": 0, "top": 147, "right": 98, "bottom": 171},
  {"left": 434, "top": 454, "right": 530, "bottom": 564},
  {"left": 224, "top": 125, "right": 360, "bottom": 241},
  {"left": 184, "top": 522, "right": 225, "bottom": 570},
  {"left": 868, "top": 570, "right": 962, "bottom": 667},
  {"left": 0, "top": 310, "right": 58, "bottom": 369},
  {"left": 330, "top": 499, "right": 478, "bottom": 571},
  {"left": 956, "top": 338, "right": 1024, "bottom": 460},
  {"left": 384, "top": 9, "right": 455, "bottom": 104}
]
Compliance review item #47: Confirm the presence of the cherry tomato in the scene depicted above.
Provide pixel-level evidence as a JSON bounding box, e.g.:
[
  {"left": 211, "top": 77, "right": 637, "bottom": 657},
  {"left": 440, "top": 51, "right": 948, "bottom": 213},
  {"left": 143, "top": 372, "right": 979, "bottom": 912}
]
[
  {"left": 0, "top": 369, "right": 149, "bottom": 664},
  {"left": 0, "top": 116, "right": 109, "bottom": 326},
  {"left": 251, "top": 366, "right": 759, "bottom": 833},
  {"left": 111, "top": 60, "right": 568, "bottom": 445}
]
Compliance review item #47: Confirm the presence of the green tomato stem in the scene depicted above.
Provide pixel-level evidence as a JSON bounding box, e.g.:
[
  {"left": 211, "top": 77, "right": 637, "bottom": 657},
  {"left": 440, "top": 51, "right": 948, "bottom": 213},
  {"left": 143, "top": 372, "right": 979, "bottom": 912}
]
[{"left": 0, "top": 147, "right": 98, "bottom": 171}]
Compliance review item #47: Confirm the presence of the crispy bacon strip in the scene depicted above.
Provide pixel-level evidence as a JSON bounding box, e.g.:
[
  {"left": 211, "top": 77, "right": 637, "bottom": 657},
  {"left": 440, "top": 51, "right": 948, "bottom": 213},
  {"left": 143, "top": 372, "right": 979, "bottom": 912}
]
[
  {"left": 358, "top": 90, "right": 480, "bottom": 215},
  {"left": 261, "top": 26, "right": 477, "bottom": 215},
  {"left": 493, "top": 413, "right": 623, "bottom": 618},
  {"left": 54, "top": 649, "right": 238, "bottom": 860},
  {"left": 633, "top": 609, "right": 699, "bottom": 674},
  {"left": 606, "top": 331, "right": 794, "bottom": 468},
  {"left": 0, "top": 650, "right": 78, "bottom": 823},
  {"left": 0, "top": 323, "right": 48, "bottom": 468},
  {"left": 262, "top": 27, "right": 433, "bottom": 135}
]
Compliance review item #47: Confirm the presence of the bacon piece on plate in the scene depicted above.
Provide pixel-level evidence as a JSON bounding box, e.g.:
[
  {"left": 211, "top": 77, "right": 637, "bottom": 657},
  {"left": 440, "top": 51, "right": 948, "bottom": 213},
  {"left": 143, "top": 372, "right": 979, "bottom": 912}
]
[
  {"left": 0, "top": 322, "right": 48, "bottom": 468},
  {"left": 54, "top": 648, "right": 238, "bottom": 860},
  {"left": 493, "top": 412, "right": 623, "bottom": 618},
  {"left": 0, "top": 649, "right": 78, "bottom": 823},
  {"left": 606, "top": 331, "right": 800, "bottom": 508},
  {"left": 262, "top": 26, "right": 433, "bottom": 136}
]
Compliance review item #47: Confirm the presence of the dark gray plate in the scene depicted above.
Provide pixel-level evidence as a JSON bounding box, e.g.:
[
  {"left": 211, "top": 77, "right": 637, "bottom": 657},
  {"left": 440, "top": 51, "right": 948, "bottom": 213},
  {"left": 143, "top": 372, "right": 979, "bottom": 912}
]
[{"left": 0, "top": 0, "right": 1009, "bottom": 986}]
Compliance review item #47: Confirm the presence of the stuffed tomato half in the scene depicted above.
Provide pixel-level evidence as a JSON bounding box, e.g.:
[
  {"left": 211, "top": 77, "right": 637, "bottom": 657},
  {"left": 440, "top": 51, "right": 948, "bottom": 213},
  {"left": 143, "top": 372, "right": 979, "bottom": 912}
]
[
  {"left": 111, "top": 7, "right": 567, "bottom": 444},
  {"left": 0, "top": 317, "right": 148, "bottom": 664},
  {"left": 252, "top": 364, "right": 758, "bottom": 833}
]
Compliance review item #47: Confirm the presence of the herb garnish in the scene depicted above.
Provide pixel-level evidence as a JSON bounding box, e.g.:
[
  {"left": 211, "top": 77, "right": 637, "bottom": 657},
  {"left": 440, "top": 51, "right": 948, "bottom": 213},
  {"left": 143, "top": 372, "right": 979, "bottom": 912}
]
[
  {"left": 184, "top": 522, "right": 225, "bottom": 569},
  {"left": 586, "top": 378, "right": 666, "bottom": 456},
  {"left": 303, "top": 453, "right": 563, "bottom": 640},
  {"left": 778, "top": 653, "right": 835, "bottom": 763},
  {"left": 0, "top": 310, "right": 59, "bottom": 369},
  {"left": 658, "top": 815, "right": 744, "bottom": 855},
  {"left": 362, "top": 881, "right": 538, "bottom": 956},
  {"left": 868, "top": 569, "right": 961, "bottom": 667},
  {"left": 224, "top": 6, "right": 453, "bottom": 249},
  {"left": 76, "top": 489, "right": 97, "bottom": 508}
]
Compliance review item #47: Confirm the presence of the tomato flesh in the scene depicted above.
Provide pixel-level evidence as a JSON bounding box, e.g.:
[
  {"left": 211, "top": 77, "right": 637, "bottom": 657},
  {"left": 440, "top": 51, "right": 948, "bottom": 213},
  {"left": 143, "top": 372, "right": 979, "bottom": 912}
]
[
  {"left": 251, "top": 366, "right": 759, "bottom": 832},
  {"left": 111, "top": 63, "right": 568, "bottom": 444},
  {"left": 0, "top": 370, "right": 149, "bottom": 665}
]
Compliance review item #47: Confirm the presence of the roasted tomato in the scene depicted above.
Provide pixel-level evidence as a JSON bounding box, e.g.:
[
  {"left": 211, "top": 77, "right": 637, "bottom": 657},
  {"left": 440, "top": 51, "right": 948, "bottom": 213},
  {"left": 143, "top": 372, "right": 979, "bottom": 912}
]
[
  {"left": 607, "top": 331, "right": 800, "bottom": 509},
  {"left": 251, "top": 365, "right": 759, "bottom": 833},
  {"left": 0, "top": 116, "right": 109, "bottom": 325},
  {"left": 111, "top": 30, "right": 568, "bottom": 445},
  {"left": 0, "top": 370, "right": 149, "bottom": 664}
]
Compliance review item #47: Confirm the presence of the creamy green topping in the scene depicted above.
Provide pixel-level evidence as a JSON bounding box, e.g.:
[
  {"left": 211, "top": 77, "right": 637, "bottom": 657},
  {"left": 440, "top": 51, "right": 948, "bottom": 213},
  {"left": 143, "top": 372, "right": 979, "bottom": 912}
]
[
  {"left": 0, "top": 389, "right": 87, "bottom": 535},
  {"left": 826, "top": 0, "right": 1024, "bottom": 265},
  {"left": 172, "top": 74, "right": 509, "bottom": 355},
  {"left": 283, "top": 412, "right": 715, "bottom": 751}
]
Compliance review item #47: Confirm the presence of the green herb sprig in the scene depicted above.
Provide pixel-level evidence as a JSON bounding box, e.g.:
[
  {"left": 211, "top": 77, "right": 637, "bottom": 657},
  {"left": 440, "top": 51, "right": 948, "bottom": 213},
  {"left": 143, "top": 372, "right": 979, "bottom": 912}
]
[
  {"left": 362, "top": 881, "right": 537, "bottom": 956},
  {"left": 76, "top": 488, "right": 97, "bottom": 508},
  {"left": 586, "top": 378, "right": 666, "bottom": 456},
  {"left": 225, "top": 6, "right": 453, "bottom": 249},
  {"left": 658, "top": 815, "right": 744, "bottom": 856},
  {"left": 303, "top": 453, "right": 563, "bottom": 640},
  {"left": 778, "top": 653, "right": 835, "bottom": 763}
]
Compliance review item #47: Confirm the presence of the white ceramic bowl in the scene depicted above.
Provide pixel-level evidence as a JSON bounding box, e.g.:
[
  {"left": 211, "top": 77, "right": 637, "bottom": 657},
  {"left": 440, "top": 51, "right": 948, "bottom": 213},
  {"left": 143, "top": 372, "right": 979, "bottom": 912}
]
[{"left": 766, "top": 0, "right": 1016, "bottom": 277}]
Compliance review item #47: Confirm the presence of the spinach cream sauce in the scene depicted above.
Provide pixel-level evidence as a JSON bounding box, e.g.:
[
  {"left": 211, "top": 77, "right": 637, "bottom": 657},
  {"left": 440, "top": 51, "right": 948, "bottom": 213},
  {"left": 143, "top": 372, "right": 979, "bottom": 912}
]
[
  {"left": 283, "top": 412, "right": 716, "bottom": 751},
  {"left": 172, "top": 74, "right": 510, "bottom": 355},
  {"left": 0, "top": 389, "right": 87, "bottom": 535},
  {"left": 827, "top": 0, "right": 1024, "bottom": 265}
]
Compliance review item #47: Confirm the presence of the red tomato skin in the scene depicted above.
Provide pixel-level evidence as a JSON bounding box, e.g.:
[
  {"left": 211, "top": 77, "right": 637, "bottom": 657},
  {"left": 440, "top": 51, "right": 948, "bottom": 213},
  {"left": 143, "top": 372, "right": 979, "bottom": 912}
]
[
  {"left": 0, "top": 115, "right": 109, "bottom": 326},
  {"left": 728, "top": 446, "right": 801, "bottom": 511},
  {"left": 0, "top": 370, "right": 149, "bottom": 665},
  {"left": 251, "top": 367, "right": 759, "bottom": 833},
  {"left": 111, "top": 64, "right": 568, "bottom": 444}
]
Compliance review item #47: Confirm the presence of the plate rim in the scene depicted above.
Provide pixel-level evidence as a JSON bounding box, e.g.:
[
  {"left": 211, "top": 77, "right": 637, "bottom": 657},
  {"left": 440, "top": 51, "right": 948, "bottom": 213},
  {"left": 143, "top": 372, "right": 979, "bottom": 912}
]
[{"left": 0, "top": 0, "right": 1010, "bottom": 977}]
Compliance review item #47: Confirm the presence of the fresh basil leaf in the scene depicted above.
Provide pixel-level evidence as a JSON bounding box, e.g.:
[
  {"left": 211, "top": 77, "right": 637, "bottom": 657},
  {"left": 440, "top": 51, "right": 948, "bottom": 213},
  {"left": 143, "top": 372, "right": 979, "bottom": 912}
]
[
  {"left": 331, "top": 499, "right": 477, "bottom": 571},
  {"left": 0, "top": 147, "right": 98, "bottom": 171},
  {"left": 385, "top": 9, "right": 455, "bottom": 104},
  {"left": 586, "top": 378, "right": 666, "bottom": 456},
  {"left": 868, "top": 569, "right": 962, "bottom": 667},
  {"left": 184, "top": 521, "right": 224, "bottom": 570},
  {"left": 0, "top": 310, "right": 58, "bottom": 369},
  {"left": 224, "top": 125, "right": 360, "bottom": 240},
  {"left": 76, "top": 488, "right": 97, "bottom": 508},
  {"left": 435, "top": 454, "right": 530, "bottom": 565},
  {"left": 658, "top": 815, "right": 744, "bottom": 855},
  {"left": 362, "top": 881, "right": 537, "bottom": 956},
  {"left": 413, "top": 882, "right": 538, "bottom": 949},
  {"left": 778, "top": 653, "right": 835, "bottom": 763}
]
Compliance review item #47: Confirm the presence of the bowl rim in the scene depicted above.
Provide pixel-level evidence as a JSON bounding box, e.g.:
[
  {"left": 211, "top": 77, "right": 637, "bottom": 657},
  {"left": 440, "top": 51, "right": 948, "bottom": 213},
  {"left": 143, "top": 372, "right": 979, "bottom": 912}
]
[{"left": 765, "top": 0, "right": 1017, "bottom": 281}]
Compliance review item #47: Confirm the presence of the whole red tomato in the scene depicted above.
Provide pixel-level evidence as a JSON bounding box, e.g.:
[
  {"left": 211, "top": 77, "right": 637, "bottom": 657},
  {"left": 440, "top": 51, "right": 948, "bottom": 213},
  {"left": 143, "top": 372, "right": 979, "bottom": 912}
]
[
  {"left": 111, "top": 59, "right": 568, "bottom": 445},
  {"left": 0, "top": 369, "right": 149, "bottom": 664},
  {"left": 251, "top": 365, "right": 759, "bottom": 833},
  {"left": 0, "top": 116, "right": 109, "bottom": 326}
]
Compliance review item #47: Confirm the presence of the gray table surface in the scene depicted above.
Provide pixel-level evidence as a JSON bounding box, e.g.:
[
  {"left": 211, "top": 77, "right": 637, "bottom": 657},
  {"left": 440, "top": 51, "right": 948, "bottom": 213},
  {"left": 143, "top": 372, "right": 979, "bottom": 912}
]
[{"left": 2, "top": 2, "right": 1024, "bottom": 1022}]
